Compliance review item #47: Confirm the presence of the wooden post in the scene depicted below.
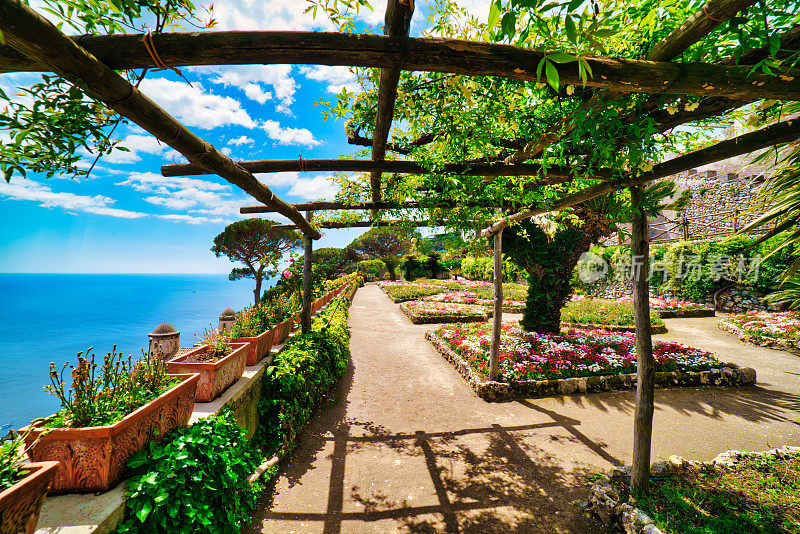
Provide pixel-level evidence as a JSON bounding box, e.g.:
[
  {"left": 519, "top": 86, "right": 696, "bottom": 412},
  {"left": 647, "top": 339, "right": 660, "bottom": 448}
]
[
  {"left": 489, "top": 229, "right": 503, "bottom": 382},
  {"left": 733, "top": 208, "right": 740, "bottom": 233},
  {"left": 682, "top": 215, "right": 689, "bottom": 241},
  {"left": 302, "top": 211, "right": 314, "bottom": 334},
  {"left": 630, "top": 186, "right": 655, "bottom": 495}
]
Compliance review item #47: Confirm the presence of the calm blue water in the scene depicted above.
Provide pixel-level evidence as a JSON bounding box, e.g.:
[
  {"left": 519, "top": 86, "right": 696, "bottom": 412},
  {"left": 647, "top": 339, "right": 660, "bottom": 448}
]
[{"left": 0, "top": 274, "right": 265, "bottom": 429}]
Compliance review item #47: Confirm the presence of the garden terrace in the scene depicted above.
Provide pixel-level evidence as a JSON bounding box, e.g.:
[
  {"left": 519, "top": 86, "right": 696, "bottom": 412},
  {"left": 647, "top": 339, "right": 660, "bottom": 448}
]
[{"left": 3, "top": 0, "right": 800, "bottom": 517}]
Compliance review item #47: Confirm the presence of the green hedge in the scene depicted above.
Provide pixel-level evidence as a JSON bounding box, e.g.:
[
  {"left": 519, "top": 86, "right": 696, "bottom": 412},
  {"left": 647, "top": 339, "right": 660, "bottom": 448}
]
[
  {"left": 460, "top": 256, "right": 521, "bottom": 282},
  {"left": 256, "top": 295, "right": 352, "bottom": 456},
  {"left": 574, "top": 234, "right": 797, "bottom": 302}
]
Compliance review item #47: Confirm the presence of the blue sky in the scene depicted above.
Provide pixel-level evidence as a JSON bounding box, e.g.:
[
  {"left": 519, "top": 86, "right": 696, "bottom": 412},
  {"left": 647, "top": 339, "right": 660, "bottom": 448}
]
[{"left": 0, "top": 1, "right": 489, "bottom": 274}]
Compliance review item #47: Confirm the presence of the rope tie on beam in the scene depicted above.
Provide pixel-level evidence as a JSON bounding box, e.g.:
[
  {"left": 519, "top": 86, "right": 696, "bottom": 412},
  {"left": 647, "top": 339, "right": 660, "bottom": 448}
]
[
  {"left": 298, "top": 151, "right": 308, "bottom": 172},
  {"left": 702, "top": 5, "right": 727, "bottom": 23},
  {"left": 104, "top": 85, "right": 137, "bottom": 109},
  {"left": 142, "top": 30, "right": 192, "bottom": 84}
]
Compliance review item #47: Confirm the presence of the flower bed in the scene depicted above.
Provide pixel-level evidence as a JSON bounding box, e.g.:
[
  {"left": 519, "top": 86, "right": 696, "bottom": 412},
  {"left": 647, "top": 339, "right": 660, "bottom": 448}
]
[
  {"left": 616, "top": 296, "right": 715, "bottom": 318},
  {"left": 562, "top": 298, "right": 666, "bottom": 329},
  {"left": 426, "top": 322, "right": 755, "bottom": 401},
  {"left": 377, "top": 280, "right": 446, "bottom": 302},
  {"left": 400, "top": 301, "right": 490, "bottom": 324},
  {"left": 719, "top": 311, "right": 800, "bottom": 355},
  {"left": 420, "top": 291, "right": 526, "bottom": 313},
  {"left": 589, "top": 446, "right": 800, "bottom": 534}
]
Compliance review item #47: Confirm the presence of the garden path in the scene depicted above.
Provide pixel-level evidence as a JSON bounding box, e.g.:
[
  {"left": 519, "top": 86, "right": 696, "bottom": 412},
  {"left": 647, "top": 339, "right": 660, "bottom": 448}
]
[{"left": 246, "top": 285, "right": 800, "bottom": 534}]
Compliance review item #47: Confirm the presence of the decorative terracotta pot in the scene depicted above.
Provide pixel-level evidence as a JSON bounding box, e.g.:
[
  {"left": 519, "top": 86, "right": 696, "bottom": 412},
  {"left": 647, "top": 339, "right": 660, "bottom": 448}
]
[
  {"left": 24, "top": 373, "right": 200, "bottom": 494},
  {"left": 229, "top": 328, "right": 275, "bottom": 366},
  {"left": 167, "top": 343, "right": 247, "bottom": 403},
  {"left": 0, "top": 461, "right": 59, "bottom": 534}
]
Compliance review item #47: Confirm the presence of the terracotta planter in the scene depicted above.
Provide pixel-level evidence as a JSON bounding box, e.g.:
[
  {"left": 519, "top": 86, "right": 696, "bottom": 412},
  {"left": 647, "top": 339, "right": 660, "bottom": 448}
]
[
  {"left": 229, "top": 328, "right": 275, "bottom": 366},
  {"left": 167, "top": 343, "right": 247, "bottom": 403},
  {"left": 24, "top": 373, "right": 200, "bottom": 494},
  {"left": 0, "top": 461, "right": 59, "bottom": 534},
  {"left": 273, "top": 319, "right": 292, "bottom": 344}
]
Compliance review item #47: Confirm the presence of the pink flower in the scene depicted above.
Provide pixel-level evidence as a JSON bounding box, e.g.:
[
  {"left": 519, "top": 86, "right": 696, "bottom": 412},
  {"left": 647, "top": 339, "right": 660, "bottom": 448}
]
[{"left": 283, "top": 269, "right": 293, "bottom": 278}]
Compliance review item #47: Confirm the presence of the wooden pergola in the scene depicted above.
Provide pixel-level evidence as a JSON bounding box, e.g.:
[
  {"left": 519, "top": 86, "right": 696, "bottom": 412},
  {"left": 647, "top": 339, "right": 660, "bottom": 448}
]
[{"left": 1, "top": 0, "right": 799, "bottom": 493}]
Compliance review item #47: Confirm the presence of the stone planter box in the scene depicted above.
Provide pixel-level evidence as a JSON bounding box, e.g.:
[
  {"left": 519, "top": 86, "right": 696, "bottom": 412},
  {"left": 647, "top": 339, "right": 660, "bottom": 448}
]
[
  {"left": 561, "top": 322, "right": 668, "bottom": 334},
  {"left": 426, "top": 331, "right": 756, "bottom": 402},
  {"left": 230, "top": 329, "right": 275, "bottom": 366},
  {"left": 0, "top": 461, "right": 59, "bottom": 534},
  {"left": 24, "top": 373, "right": 200, "bottom": 493},
  {"left": 718, "top": 319, "right": 800, "bottom": 355},
  {"left": 401, "top": 303, "right": 490, "bottom": 325},
  {"left": 167, "top": 343, "right": 247, "bottom": 403},
  {"left": 657, "top": 307, "right": 715, "bottom": 319}
]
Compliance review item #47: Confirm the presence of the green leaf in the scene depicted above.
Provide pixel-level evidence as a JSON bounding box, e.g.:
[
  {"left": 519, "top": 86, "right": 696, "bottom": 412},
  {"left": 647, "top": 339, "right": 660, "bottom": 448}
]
[
  {"left": 565, "top": 15, "right": 577, "bottom": 43},
  {"left": 488, "top": 1, "right": 501, "bottom": 28},
  {"left": 545, "top": 60, "right": 560, "bottom": 90},
  {"left": 136, "top": 502, "right": 152, "bottom": 523},
  {"left": 567, "top": 0, "right": 583, "bottom": 12},
  {"left": 546, "top": 51, "right": 576, "bottom": 63}
]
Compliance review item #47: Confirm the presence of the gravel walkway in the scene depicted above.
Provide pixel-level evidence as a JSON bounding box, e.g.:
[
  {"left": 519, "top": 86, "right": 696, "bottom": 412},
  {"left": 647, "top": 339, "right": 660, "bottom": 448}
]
[{"left": 247, "top": 286, "right": 800, "bottom": 533}]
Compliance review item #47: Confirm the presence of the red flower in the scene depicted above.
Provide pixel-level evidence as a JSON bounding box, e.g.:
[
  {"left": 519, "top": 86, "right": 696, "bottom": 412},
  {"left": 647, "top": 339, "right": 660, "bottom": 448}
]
[{"left": 283, "top": 269, "right": 293, "bottom": 278}]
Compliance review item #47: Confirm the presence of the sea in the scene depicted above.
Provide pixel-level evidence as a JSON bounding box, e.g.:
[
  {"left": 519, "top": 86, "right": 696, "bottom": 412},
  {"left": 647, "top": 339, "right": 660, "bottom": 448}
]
[{"left": 0, "top": 273, "right": 262, "bottom": 430}]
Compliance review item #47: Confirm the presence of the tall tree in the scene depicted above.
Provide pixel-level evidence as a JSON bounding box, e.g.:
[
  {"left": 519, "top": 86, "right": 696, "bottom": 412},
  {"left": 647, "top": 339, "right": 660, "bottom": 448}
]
[
  {"left": 347, "top": 227, "right": 412, "bottom": 280},
  {"left": 212, "top": 219, "right": 303, "bottom": 306}
]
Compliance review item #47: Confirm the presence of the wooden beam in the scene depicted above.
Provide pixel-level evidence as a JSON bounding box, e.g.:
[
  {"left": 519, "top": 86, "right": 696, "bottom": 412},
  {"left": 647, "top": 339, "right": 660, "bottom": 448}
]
[
  {"left": 273, "top": 220, "right": 436, "bottom": 230},
  {"left": 0, "top": 0, "right": 320, "bottom": 240},
  {"left": 163, "top": 158, "right": 603, "bottom": 180},
  {"left": 629, "top": 185, "right": 654, "bottom": 494},
  {"left": 370, "top": 0, "right": 414, "bottom": 214},
  {"left": 241, "top": 199, "right": 524, "bottom": 213},
  {"left": 482, "top": 116, "right": 800, "bottom": 236},
  {"left": 1, "top": 30, "right": 797, "bottom": 100}
]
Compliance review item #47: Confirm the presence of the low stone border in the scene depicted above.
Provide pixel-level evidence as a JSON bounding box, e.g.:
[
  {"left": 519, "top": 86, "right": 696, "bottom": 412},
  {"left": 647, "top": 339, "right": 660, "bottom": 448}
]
[
  {"left": 588, "top": 445, "right": 800, "bottom": 534},
  {"left": 718, "top": 319, "right": 800, "bottom": 355},
  {"left": 561, "top": 322, "right": 668, "bottom": 334},
  {"left": 425, "top": 331, "right": 756, "bottom": 402},
  {"left": 401, "top": 303, "right": 490, "bottom": 324},
  {"left": 657, "top": 307, "right": 715, "bottom": 319}
]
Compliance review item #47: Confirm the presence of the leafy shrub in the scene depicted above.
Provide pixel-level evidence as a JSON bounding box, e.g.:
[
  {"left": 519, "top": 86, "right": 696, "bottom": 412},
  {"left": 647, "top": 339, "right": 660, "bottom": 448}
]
[
  {"left": 460, "top": 256, "right": 521, "bottom": 282},
  {"left": 229, "top": 306, "right": 272, "bottom": 338},
  {"left": 561, "top": 298, "right": 664, "bottom": 327},
  {"left": 117, "top": 409, "right": 263, "bottom": 534},
  {"left": 0, "top": 427, "right": 35, "bottom": 491},
  {"left": 354, "top": 259, "right": 386, "bottom": 280},
  {"left": 401, "top": 255, "right": 424, "bottom": 280},
  {"left": 256, "top": 298, "right": 351, "bottom": 456}
]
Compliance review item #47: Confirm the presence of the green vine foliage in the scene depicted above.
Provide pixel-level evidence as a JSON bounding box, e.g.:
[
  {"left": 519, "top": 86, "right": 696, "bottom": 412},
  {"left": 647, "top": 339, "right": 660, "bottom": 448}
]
[
  {"left": 0, "top": 0, "right": 210, "bottom": 182},
  {"left": 256, "top": 296, "right": 352, "bottom": 455},
  {"left": 116, "top": 409, "right": 264, "bottom": 534}
]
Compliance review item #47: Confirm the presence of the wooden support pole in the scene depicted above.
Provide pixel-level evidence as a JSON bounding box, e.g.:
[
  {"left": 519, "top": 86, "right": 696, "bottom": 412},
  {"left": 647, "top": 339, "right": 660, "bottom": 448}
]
[
  {"left": 369, "top": 0, "right": 414, "bottom": 215},
  {"left": 630, "top": 185, "right": 654, "bottom": 494},
  {"left": 489, "top": 229, "right": 503, "bottom": 382},
  {"left": 482, "top": 117, "right": 800, "bottom": 236},
  {"left": 302, "top": 211, "right": 314, "bottom": 334},
  {"left": 1, "top": 31, "right": 797, "bottom": 100},
  {"left": 0, "top": 0, "right": 320, "bottom": 240}
]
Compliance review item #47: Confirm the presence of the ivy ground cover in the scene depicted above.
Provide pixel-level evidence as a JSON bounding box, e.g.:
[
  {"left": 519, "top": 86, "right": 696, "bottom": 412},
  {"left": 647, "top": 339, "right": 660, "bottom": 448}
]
[
  {"left": 434, "top": 322, "right": 721, "bottom": 382},
  {"left": 726, "top": 311, "right": 800, "bottom": 340}
]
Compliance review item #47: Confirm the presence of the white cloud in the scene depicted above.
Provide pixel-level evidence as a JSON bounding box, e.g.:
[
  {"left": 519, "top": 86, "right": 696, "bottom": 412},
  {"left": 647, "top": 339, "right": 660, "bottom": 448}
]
[
  {"left": 103, "top": 134, "right": 170, "bottom": 164},
  {"left": 261, "top": 171, "right": 301, "bottom": 187},
  {"left": 0, "top": 178, "right": 147, "bottom": 218},
  {"left": 117, "top": 172, "right": 230, "bottom": 193},
  {"left": 228, "top": 136, "right": 254, "bottom": 146},
  {"left": 261, "top": 120, "right": 320, "bottom": 147},
  {"left": 299, "top": 65, "right": 361, "bottom": 94},
  {"left": 211, "top": 0, "right": 337, "bottom": 32},
  {"left": 193, "top": 65, "right": 296, "bottom": 113},
  {"left": 137, "top": 77, "right": 257, "bottom": 129},
  {"left": 288, "top": 175, "right": 337, "bottom": 200},
  {"left": 158, "top": 214, "right": 228, "bottom": 225}
]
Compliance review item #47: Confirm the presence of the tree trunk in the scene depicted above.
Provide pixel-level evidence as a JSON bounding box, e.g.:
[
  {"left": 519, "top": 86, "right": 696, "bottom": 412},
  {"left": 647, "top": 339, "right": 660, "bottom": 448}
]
[
  {"left": 630, "top": 185, "right": 655, "bottom": 495},
  {"left": 254, "top": 273, "right": 262, "bottom": 307},
  {"left": 387, "top": 264, "right": 397, "bottom": 281}
]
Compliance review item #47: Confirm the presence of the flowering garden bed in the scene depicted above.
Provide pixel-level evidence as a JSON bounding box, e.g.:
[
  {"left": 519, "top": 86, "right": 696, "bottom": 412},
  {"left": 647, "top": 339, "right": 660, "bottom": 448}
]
[
  {"left": 426, "top": 322, "right": 755, "bottom": 402},
  {"left": 400, "top": 301, "right": 490, "bottom": 324},
  {"left": 421, "top": 291, "right": 525, "bottom": 313},
  {"left": 563, "top": 297, "right": 667, "bottom": 331},
  {"left": 616, "top": 296, "right": 715, "bottom": 318},
  {"left": 719, "top": 311, "right": 800, "bottom": 355},
  {"left": 377, "top": 280, "right": 446, "bottom": 302}
]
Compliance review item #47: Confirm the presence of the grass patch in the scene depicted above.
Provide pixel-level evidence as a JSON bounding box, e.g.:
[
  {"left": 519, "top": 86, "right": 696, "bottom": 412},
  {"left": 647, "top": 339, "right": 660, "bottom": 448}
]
[
  {"left": 561, "top": 298, "right": 664, "bottom": 327},
  {"left": 631, "top": 454, "right": 800, "bottom": 534}
]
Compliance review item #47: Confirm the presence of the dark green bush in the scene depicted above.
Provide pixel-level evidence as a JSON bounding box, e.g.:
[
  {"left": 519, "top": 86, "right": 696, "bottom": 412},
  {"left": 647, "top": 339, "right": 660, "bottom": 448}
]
[
  {"left": 256, "top": 297, "right": 351, "bottom": 456},
  {"left": 117, "top": 409, "right": 263, "bottom": 534}
]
